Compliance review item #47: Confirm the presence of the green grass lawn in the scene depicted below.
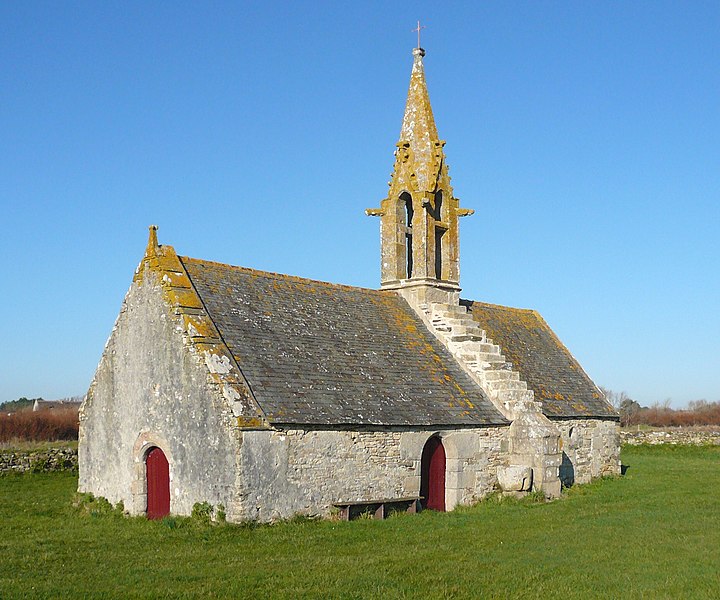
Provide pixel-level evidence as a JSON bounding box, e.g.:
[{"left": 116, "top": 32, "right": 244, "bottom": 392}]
[{"left": 1, "top": 445, "right": 719, "bottom": 599}]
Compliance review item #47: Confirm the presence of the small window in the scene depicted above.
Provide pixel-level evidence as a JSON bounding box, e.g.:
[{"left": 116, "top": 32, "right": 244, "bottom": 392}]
[
  {"left": 434, "top": 228, "right": 444, "bottom": 279},
  {"left": 403, "top": 193, "right": 414, "bottom": 227},
  {"left": 401, "top": 192, "right": 414, "bottom": 278}
]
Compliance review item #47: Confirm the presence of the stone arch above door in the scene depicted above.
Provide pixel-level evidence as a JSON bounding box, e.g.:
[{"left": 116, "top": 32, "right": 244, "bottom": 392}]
[
  {"left": 400, "top": 430, "right": 486, "bottom": 512},
  {"left": 131, "top": 431, "right": 173, "bottom": 515}
]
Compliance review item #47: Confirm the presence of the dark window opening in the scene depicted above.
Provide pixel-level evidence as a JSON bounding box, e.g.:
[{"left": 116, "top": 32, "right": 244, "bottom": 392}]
[
  {"left": 406, "top": 232, "right": 413, "bottom": 278},
  {"left": 404, "top": 193, "right": 414, "bottom": 225},
  {"left": 434, "top": 228, "right": 444, "bottom": 280},
  {"left": 434, "top": 190, "right": 443, "bottom": 221},
  {"left": 402, "top": 192, "right": 414, "bottom": 278}
]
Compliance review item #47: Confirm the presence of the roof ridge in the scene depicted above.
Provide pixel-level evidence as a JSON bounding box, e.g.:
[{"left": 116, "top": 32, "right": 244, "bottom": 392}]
[
  {"left": 179, "top": 256, "right": 389, "bottom": 295},
  {"left": 462, "top": 298, "right": 537, "bottom": 313}
]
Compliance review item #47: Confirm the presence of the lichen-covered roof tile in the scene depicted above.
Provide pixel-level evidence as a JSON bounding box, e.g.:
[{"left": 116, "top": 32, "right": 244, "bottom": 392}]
[
  {"left": 462, "top": 300, "right": 617, "bottom": 419},
  {"left": 181, "top": 257, "right": 507, "bottom": 427}
]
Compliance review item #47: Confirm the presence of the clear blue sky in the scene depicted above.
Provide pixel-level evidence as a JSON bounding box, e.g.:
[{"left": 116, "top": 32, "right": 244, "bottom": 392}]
[{"left": 2, "top": 1, "right": 718, "bottom": 408}]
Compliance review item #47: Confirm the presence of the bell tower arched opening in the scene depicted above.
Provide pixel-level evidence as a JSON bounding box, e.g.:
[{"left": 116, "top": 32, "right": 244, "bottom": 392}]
[
  {"left": 365, "top": 47, "right": 474, "bottom": 306},
  {"left": 402, "top": 192, "right": 414, "bottom": 278}
]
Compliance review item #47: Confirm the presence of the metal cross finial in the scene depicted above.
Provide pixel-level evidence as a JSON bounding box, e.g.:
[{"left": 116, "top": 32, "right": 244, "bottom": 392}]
[{"left": 412, "top": 20, "right": 426, "bottom": 49}]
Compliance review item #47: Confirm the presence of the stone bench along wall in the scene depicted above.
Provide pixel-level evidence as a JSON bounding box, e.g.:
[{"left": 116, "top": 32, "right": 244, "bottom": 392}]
[{"left": 0, "top": 448, "right": 78, "bottom": 474}]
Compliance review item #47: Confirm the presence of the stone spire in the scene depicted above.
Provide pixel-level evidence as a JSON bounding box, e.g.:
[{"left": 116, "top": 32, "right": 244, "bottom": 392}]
[
  {"left": 366, "top": 47, "right": 474, "bottom": 308},
  {"left": 399, "top": 48, "right": 440, "bottom": 194}
]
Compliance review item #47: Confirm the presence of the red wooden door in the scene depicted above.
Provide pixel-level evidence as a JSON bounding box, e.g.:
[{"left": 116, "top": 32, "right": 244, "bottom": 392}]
[
  {"left": 146, "top": 447, "right": 170, "bottom": 519},
  {"left": 420, "top": 437, "right": 446, "bottom": 511}
]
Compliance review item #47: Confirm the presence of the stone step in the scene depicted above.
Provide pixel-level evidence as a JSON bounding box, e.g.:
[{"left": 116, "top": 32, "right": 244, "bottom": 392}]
[
  {"left": 483, "top": 370, "right": 520, "bottom": 382},
  {"left": 449, "top": 333, "right": 485, "bottom": 343},
  {"left": 458, "top": 341, "right": 500, "bottom": 354},
  {"left": 444, "top": 324, "right": 480, "bottom": 337},
  {"left": 470, "top": 351, "right": 507, "bottom": 364},
  {"left": 430, "top": 302, "right": 467, "bottom": 315},
  {"left": 433, "top": 315, "right": 474, "bottom": 325},
  {"left": 439, "top": 326, "right": 486, "bottom": 340},
  {"left": 430, "top": 306, "right": 469, "bottom": 319},
  {"left": 497, "top": 389, "right": 534, "bottom": 404},
  {"left": 432, "top": 318, "right": 467, "bottom": 329},
  {"left": 487, "top": 379, "right": 527, "bottom": 392}
]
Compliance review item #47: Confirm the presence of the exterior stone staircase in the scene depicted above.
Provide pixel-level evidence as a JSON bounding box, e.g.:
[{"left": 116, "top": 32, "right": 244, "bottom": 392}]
[
  {"left": 406, "top": 299, "right": 563, "bottom": 497},
  {"left": 419, "top": 302, "right": 540, "bottom": 420}
]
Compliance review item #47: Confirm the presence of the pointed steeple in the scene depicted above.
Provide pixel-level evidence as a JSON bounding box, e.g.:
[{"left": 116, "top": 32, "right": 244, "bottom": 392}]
[
  {"left": 399, "top": 48, "right": 440, "bottom": 193},
  {"left": 366, "top": 47, "right": 474, "bottom": 308}
]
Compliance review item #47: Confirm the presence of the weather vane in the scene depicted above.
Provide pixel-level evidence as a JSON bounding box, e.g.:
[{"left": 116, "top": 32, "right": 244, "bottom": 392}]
[{"left": 412, "top": 20, "right": 426, "bottom": 49}]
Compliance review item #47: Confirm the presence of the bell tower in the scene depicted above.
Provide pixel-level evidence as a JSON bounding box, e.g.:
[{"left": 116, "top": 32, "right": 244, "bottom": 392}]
[{"left": 367, "top": 47, "right": 474, "bottom": 307}]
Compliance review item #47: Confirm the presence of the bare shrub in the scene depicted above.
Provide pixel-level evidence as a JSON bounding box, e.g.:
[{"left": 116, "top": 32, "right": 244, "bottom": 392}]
[
  {"left": 626, "top": 400, "right": 720, "bottom": 428},
  {"left": 0, "top": 407, "right": 79, "bottom": 442},
  {"left": 602, "top": 387, "right": 720, "bottom": 428}
]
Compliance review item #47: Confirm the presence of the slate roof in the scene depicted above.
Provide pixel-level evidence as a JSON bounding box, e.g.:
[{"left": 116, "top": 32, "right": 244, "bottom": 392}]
[
  {"left": 181, "top": 257, "right": 508, "bottom": 427},
  {"left": 462, "top": 300, "right": 617, "bottom": 419}
]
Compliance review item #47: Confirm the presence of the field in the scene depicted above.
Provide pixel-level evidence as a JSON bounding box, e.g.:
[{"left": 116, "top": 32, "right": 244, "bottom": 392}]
[{"left": 1, "top": 445, "right": 719, "bottom": 599}]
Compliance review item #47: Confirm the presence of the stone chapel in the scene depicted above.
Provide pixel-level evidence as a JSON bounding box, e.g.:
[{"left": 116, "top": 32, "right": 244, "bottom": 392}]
[{"left": 79, "top": 47, "right": 620, "bottom": 522}]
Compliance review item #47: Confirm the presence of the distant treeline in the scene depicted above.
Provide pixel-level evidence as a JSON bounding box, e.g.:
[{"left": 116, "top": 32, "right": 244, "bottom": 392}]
[
  {"left": 0, "top": 397, "right": 40, "bottom": 412},
  {"left": 603, "top": 389, "right": 720, "bottom": 427},
  {"left": 0, "top": 396, "right": 83, "bottom": 413}
]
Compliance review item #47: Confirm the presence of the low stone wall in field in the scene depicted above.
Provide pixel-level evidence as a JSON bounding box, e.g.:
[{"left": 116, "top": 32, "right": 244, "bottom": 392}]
[
  {"left": 621, "top": 428, "right": 720, "bottom": 446},
  {"left": 0, "top": 447, "right": 78, "bottom": 474}
]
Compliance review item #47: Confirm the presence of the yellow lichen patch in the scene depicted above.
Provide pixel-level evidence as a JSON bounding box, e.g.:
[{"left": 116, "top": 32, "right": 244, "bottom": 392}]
[
  {"left": 150, "top": 252, "right": 183, "bottom": 271},
  {"left": 181, "top": 314, "right": 218, "bottom": 339},
  {"left": 160, "top": 271, "right": 192, "bottom": 289},
  {"left": 132, "top": 229, "right": 271, "bottom": 429},
  {"left": 237, "top": 416, "right": 264, "bottom": 428},
  {"left": 165, "top": 288, "right": 203, "bottom": 309}
]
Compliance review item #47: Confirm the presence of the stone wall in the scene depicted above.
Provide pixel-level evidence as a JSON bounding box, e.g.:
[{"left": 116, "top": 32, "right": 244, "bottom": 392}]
[
  {"left": 79, "top": 275, "right": 239, "bottom": 519},
  {"left": 554, "top": 419, "right": 621, "bottom": 486},
  {"left": 236, "top": 426, "right": 507, "bottom": 522},
  {"left": 0, "top": 447, "right": 78, "bottom": 474},
  {"left": 621, "top": 428, "right": 720, "bottom": 446}
]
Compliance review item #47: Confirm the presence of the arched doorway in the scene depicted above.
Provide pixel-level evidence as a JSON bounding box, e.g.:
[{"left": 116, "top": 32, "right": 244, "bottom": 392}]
[
  {"left": 146, "top": 447, "right": 170, "bottom": 519},
  {"left": 420, "top": 436, "right": 446, "bottom": 511}
]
